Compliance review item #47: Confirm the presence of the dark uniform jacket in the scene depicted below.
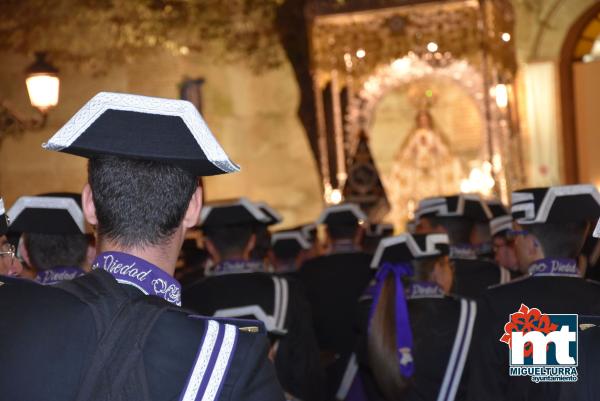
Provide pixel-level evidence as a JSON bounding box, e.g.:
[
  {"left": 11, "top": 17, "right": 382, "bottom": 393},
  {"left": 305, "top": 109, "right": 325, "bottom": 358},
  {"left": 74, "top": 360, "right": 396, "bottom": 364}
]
[
  {"left": 467, "top": 275, "right": 600, "bottom": 401},
  {"left": 298, "top": 251, "right": 374, "bottom": 398},
  {"left": 0, "top": 271, "right": 284, "bottom": 401},
  {"left": 450, "top": 246, "right": 510, "bottom": 299},
  {"left": 183, "top": 263, "right": 325, "bottom": 401},
  {"left": 558, "top": 321, "right": 600, "bottom": 401},
  {"left": 346, "top": 287, "right": 476, "bottom": 401}
]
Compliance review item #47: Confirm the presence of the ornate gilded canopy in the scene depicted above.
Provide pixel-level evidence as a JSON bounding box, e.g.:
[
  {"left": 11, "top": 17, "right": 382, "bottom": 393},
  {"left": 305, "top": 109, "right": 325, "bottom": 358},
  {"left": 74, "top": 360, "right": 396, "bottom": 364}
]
[
  {"left": 309, "top": 0, "right": 516, "bottom": 88},
  {"left": 307, "top": 0, "right": 524, "bottom": 221}
]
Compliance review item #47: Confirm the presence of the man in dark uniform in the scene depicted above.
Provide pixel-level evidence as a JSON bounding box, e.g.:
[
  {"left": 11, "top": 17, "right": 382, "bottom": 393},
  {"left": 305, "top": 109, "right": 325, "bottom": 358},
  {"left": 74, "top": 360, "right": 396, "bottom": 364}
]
[
  {"left": 184, "top": 198, "right": 324, "bottom": 401},
  {"left": 270, "top": 230, "right": 311, "bottom": 273},
  {"left": 557, "top": 316, "right": 600, "bottom": 401},
  {"left": 7, "top": 194, "right": 89, "bottom": 284},
  {"left": 555, "top": 220, "right": 600, "bottom": 401},
  {"left": 467, "top": 184, "right": 600, "bottom": 401},
  {"left": 415, "top": 194, "right": 510, "bottom": 298},
  {"left": 489, "top": 213, "right": 520, "bottom": 277},
  {"left": 0, "top": 92, "right": 284, "bottom": 401},
  {"left": 298, "top": 203, "right": 374, "bottom": 398}
]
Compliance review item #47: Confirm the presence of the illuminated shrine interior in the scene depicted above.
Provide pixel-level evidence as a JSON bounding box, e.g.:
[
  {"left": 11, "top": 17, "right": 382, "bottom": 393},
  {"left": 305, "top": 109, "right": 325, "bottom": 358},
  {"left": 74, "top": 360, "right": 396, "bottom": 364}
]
[{"left": 2, "top": 0, "right": 600, "bottom": 229}]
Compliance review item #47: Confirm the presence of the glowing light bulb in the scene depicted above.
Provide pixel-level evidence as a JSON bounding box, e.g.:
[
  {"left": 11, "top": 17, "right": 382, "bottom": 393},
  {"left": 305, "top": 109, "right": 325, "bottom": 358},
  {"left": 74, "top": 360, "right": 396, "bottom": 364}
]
[
  {"left": 426, "top": 42, "right": 438, "bottom": 52},
  {"left": 494, "top": 84, "right": 509, "bottom": 108},
  {"left": 330, "top": 189, "right": 343, "bottom": 204},
  {"left": 26, "top": 75, "right": 59, "bottom": 112}
]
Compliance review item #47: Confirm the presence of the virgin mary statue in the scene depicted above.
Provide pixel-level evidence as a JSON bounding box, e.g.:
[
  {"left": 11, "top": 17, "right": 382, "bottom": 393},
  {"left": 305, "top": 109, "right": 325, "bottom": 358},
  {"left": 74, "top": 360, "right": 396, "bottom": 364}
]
[{"left": 386, "top": 98, "right": 464, "bottom": 229}]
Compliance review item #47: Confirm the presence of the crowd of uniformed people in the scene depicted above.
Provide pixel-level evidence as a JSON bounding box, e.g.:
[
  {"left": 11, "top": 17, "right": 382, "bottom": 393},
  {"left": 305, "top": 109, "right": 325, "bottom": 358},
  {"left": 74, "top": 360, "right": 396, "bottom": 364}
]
[{"left": 1, "top": 91, "right": 599, "bottom": 401}]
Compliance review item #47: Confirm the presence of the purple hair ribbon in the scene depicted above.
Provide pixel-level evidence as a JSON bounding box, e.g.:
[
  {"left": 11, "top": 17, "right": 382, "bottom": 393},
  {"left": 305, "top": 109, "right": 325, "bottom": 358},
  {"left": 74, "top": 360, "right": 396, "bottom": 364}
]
[{"left": 368, "top": 262, "right": 415, "bottom": 378}]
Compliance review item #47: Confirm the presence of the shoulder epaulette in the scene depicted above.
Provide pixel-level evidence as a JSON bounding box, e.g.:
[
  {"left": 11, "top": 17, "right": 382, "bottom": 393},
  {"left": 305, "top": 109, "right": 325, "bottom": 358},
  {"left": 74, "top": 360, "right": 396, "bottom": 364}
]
[
  {"left": 437, "top": 299, "right": 477, "bottom": 401},
  {"left": 188, "top": 314, "right": 267, "bottom": 335},
  {"left": 179, "top": 319, "right": 239, "bottom": 401}
]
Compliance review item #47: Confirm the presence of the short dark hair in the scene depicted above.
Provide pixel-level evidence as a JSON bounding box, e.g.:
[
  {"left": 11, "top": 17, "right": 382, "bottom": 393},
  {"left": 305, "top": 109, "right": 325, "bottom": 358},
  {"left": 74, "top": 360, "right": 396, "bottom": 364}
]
[
  {"left": 250, "top": 225, "right": 271, "bottom": 261},
  {"left": 203, "top": 225, "right": 255, "bottom": 260},
  {"left": 25, "top": 232, "right": 88, "bottom": 270},
  {"left": 327, "top": 224, "right": 358, "bottom": 241},
  {"left": 88, "top": 156, "right": 198, "bottom": 248},
  {"left": 528, "top": 221, "right": 590, "bottom": 259},
  {"left": 426, "top": 216, "right": 473, "bottom": 244}
]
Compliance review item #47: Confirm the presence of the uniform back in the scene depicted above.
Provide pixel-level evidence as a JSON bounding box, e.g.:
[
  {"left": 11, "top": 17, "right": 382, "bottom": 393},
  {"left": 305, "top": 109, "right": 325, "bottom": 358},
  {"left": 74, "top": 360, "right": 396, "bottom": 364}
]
[
  {"left": 299, "top": 251, "right": 373, "bottom": 355},
  {"left": 468, "top": 276, "right": 600, "bottom": 401},
  {"left": 0, "top": 273, "right": 284, "bottom": 401}
]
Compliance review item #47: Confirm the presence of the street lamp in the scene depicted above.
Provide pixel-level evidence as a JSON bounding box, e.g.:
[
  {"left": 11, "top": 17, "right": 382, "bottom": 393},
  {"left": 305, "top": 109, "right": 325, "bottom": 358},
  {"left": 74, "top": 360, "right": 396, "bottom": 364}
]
[
  {"left": 25, "top": 52, "right": 60, "bottom": 115},
  {"left": 0, "top": 52, "right": 60, "bottom": 136}
]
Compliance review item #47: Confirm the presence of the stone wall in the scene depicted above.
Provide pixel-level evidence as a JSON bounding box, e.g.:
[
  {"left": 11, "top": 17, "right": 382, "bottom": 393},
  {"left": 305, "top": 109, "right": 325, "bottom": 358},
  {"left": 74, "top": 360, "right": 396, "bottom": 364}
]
[{"left": 0, "top": 51, "right": 322, "bottom": 228}]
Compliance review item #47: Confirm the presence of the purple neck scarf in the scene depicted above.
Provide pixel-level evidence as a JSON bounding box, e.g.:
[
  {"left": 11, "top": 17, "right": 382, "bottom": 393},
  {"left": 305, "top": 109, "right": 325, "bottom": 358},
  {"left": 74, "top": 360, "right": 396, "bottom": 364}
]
[
  {"left": 92, "top": 252, "right": 182, "bottom": 306},
  {"left": 368, "top": 262, "right": 415, "bottom": 378},
  {"left": 209, "top": 259, "right": 263, "bottom": 276},
  {"left": 406, "top": 281, "right": 445, "bottom": 300},
  {"left": 528, "top": 258, "right": 579, "bottom": 278},
  {"left": 35, "top": 266, "right": 85, "bottom": 285}
]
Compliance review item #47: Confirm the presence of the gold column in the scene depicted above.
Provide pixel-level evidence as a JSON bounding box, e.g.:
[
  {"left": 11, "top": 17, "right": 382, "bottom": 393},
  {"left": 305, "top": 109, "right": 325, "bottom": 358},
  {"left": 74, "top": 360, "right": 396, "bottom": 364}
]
[
  {"left": 330, "top": 69, "right": 347, "bottom": 188},
  {"left": 313, "top": 78, "right": 332, "bottom": 200}
]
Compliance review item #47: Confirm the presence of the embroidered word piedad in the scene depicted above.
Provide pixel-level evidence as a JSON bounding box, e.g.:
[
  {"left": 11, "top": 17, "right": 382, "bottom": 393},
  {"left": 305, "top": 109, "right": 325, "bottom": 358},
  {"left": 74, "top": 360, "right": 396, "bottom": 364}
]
[
  {"left": 94, "top": 252, "right": 182, "bottom": 306},
  {"left": 528, "top": 258, "right": 579, "bottom": 278}
]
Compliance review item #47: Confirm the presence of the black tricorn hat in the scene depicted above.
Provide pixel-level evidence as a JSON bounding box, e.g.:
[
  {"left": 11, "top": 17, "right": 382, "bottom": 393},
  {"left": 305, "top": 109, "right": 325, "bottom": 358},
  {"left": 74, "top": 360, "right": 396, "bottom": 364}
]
[
  {"left": 490, "top": 215, "right": 513, "bottom": 237},
  {"left": 415, "top": 194, "right": 492, "bottom": 222},
  {"left": 7, "top": 195, "right": 85, "bottom": 235},
  {"left": 511, "top": 185, "right": 600, "bottom": 225},
  {"left": 300, "top": 223, "right": 317, "bottom": 244},
  {"left": 487, "top": 200, "right": 508, "bottom": 218},
  {"left": 317, "top": 203, "right": 367, "bottom": 227},
  {"left": 271, "top": 230, "right": 311, "bottom": 259},
  {"left": 370, "top": 233, "right": 450, "bottom": 268},
  {"left": 365, "top": 223, "right": 395, "bottom": 238},
  {"left": 199, "top": 197, "right": 270, "bottom": 228},
  {"left": 43, "top": 92, "right": 239, "bottom": 176},
  {"left": 255, "top": 201, "right": 283, "bottom": 226}
]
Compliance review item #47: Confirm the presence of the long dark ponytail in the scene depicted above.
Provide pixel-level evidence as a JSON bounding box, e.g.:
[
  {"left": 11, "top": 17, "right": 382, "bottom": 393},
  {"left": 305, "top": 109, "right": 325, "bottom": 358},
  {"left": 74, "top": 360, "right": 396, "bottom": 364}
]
[
  {"left": 367, "top": 274, "right": 410, "bottom": 400},
  {"left": 367, "top": 256, "right": 439, "bottom": 400}
]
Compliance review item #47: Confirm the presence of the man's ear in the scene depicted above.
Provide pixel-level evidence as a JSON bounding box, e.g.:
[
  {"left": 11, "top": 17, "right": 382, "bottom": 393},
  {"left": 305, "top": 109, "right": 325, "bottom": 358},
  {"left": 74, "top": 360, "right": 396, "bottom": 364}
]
[
  {"left": 183, "top": 186, "right": 203, "bottom": 229},
  {"left": 18, "top": 235, "right": 31, "bottom": 268},
  {"left": 81, "top": 183, "right": 98, "bottom": 226}
]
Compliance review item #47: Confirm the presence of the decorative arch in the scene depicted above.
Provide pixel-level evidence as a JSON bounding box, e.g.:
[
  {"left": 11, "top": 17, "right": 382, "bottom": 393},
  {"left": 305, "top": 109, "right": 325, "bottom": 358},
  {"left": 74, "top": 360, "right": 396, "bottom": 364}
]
[
  {"left": 345, "top": 54, "right": 486, "bottom": 157},
  {"left": 559, "top": 1, "right": 600, "bottom": 183}
]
